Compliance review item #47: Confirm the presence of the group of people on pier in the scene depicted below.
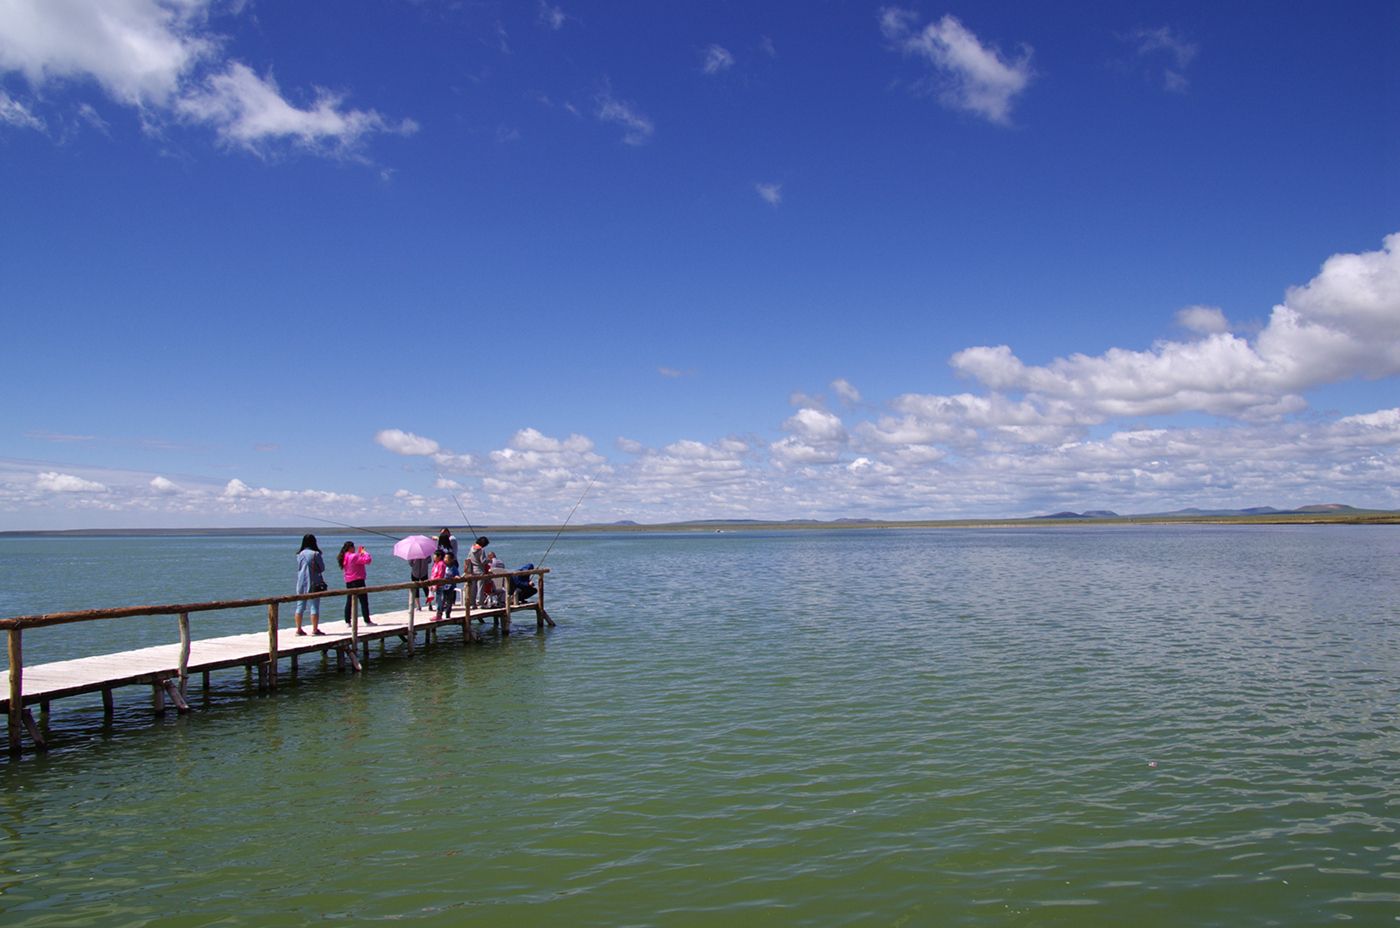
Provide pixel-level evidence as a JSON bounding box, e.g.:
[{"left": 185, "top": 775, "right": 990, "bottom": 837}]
[{"left": 292, "top": 528, "right": 535, "bottom": 636}]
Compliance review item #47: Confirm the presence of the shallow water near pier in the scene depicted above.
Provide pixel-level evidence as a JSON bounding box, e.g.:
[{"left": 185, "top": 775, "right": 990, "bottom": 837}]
[{"left": 1, "top": 525, "right": 1398, "bottom": 926}]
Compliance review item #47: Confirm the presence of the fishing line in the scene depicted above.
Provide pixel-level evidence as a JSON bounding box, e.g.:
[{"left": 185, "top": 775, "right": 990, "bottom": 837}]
[
  {"left": 537, "top": 471, "right": 598, "bottom": 567},
  {"left": 296, "top": 513, "right": 401, "bottom": 543}
]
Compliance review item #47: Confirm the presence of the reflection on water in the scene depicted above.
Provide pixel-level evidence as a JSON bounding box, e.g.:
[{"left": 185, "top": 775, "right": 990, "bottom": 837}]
[{"left": 1, "top": 525, "right": 1399, "bottom": 925}]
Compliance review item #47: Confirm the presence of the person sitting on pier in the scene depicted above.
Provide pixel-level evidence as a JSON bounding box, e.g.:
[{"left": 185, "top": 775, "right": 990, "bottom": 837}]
[
  {"left": 508, "top": 563, "right": 537, "bottom": 603},
  {"left": 294, "top": 534, "right": 327, "bottom": 636},
  {"left": 480, "top": 551, "right": 507, "bottom": 608},
  {"left": 436, "top": 554, "right": 461, "bottom": 621},
  {"left": 338, "top": 541, "right": 375, "bottom": 626}
]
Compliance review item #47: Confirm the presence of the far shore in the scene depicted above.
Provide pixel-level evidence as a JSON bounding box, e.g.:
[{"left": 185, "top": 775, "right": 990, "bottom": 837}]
[{"left": 4, "top": 510, "right": 1398, "bottom": 538}]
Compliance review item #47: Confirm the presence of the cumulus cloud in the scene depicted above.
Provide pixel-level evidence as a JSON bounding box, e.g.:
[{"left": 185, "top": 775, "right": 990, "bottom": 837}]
[
  {"left": 701, "top": 44, "right": 734, "bottom": 75},
  {"left": 948, "top": 233, "right": 1400, "bottom": 421},
  {"left": 36, "top": 472, "right": 106, "bottom": 493},
  {"left": 0, "top": 0, "right": 412, "bottom": 156},
  {"left": 222, "top": 478, "right": 361, "bottom": 506},
  {"left": 149, "top": 475, "right": 180, "bottom": 494},
  {"left": 596, "top": 90, "right": 653, "bottom": 145},
  {"left": 375, "top": 429, "right": 440, "bottom": 457},
  {"left": 880, "top": 8, "right": 1033, "bottom": 125}
]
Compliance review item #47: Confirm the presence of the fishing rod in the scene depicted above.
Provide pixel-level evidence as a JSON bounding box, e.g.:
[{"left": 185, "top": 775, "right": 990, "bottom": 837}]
[
  {"left": 296, "top": 513, "right": 401, "bottom": 543},
  {"left": 448, "top": 491, "right": 479, "bottom": 542},
  {"left": 537, "top": 471, "right": 598, "bottom": 567}
]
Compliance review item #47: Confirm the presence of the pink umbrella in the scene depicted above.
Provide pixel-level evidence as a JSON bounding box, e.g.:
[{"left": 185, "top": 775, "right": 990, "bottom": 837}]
[{"left": 392, "top": 534, "right": 438, "bottom": 560}]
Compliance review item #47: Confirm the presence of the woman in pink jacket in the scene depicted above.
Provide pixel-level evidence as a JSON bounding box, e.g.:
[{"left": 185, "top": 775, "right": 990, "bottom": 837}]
[{"left": 338, "top": 541, "right": 375, "bottom": 626}]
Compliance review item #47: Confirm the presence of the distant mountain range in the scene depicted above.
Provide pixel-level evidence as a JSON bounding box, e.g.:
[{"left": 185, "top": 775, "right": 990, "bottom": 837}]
[{"left": 1033, "top": 503, "right": 1363, "bottom": 520}]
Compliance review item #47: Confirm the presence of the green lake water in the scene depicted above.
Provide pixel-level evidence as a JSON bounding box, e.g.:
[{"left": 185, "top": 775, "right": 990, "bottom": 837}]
[{"left": 1, "top": 525, "right": 1398, "bottom": 926}]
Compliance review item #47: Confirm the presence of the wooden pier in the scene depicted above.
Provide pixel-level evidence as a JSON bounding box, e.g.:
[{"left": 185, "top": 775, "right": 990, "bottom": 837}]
[{"left": 0, "top": 569, "right": 553, "bottom": 757}]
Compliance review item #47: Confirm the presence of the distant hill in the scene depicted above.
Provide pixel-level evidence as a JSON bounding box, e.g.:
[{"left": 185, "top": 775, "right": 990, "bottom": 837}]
[{"left": 1038, "top": 503, "right": 1363, "bottom": 519}]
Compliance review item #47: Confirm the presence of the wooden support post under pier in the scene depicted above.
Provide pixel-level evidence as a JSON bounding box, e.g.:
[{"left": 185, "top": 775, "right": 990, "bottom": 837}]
[
  {"left": 21, "top": 708, "right": 46, "bottom": 752},
  {"left": 162, "top": 678, "right": 190, "bottom": 714}
]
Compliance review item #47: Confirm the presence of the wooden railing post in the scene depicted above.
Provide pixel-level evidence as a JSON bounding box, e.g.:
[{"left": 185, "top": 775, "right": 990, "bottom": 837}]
[
  {"left": 265, "top": 603, "right": 279, "bottom": 691},
  {"left": 406, "top": 589, "right": 416, "bottom": 656},
  {"left": 8, "top": 628, "right": 23, "bottom": 756},
  {"left": 178, "top": 612, "right": 191, "bottom": 696}
]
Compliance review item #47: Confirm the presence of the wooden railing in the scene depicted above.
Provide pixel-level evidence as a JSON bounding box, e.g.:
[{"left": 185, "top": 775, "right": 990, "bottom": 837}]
[{"left": 1, "top": 568, "right": 550, "bottom": 755}]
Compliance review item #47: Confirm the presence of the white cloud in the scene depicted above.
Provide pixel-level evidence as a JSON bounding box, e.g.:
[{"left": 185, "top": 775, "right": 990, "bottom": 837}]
[
  {"left": 149, "top": 475, "right": 180, "bottom": 494},
  {"left": 832, "top": 378, "right": 861, "bottom": 405},
  {"left": 375, "top": 429, "right": 440, "bottom": 457},
  {"left": 1176, "top": 305, "right": 1228, "bottom": 334},
  {"left": 783, "top": 408, "right": 848, "bottom": 444},
  {"left": 596, "top": 90, "right": 653, "bottom": 145},
  {"left": 701, "top": 44, "right": 734, "bottom": 75},
  {"left": 0, "top": 0, "right": 213, "bottom": 107},
  {"left": 222, "top": 478, "right": 361, "bottom": 506},
  {"left": 176, "top": 62, "right": 417, "bottom": 154},
  {"left": 880, "top": 8, "right": 1033, "bottom": 125},
  {"left": 36, "top": 471, "right": 106, "bottom": 493},
  {"left": 949, "top": 233, "right": 1400, "bottom": 420},
  {"left": 0, "top": 0, "right": 412, "bottom": 156},
  {"left": 755, "top": 182, "right": 782, "bottom": 206}
]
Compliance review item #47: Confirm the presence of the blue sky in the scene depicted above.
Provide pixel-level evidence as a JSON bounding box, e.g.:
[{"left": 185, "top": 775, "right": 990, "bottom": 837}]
[{"left": 1, "top": 0, "right": 1397, "bottom": 530}]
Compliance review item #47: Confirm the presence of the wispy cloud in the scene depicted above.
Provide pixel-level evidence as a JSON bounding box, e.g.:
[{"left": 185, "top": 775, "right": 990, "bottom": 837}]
[
  {"left": 538, "top": 2, "right": 568, "bottom": 31},
  {"left": 596, "top": 90, "right": 654, "bottom": 145},
  {"left": 879, "top": 8, "right": 1034, "bottom": 126},
  {"left": 0, "top": 90, "right": 43, "bottom": 130},
  {"left": 1126, "top": 26, "right": 1198, "bottom": 93},
  {"left": 755, "top": 182, "right": 782, "bottom": 206},
  {"left": 701, "top": 44, "right": 734, "bottom": 75}
]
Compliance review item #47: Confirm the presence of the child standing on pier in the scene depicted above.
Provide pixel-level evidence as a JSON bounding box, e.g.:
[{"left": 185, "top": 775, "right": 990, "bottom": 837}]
[
  {"left": 436, "top": 554, "right": 461, "bottom": 621},
  {"left": 338, "top": 541, "right": 375, "bottom": 626},
  {"left": 427, "top": 550, "right": 446, "bottom": 609}
]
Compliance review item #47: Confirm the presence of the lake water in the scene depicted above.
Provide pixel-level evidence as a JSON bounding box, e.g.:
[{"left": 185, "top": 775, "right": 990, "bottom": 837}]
[{"left": 1, "top": 525, "right": 1398, "bottom": 926}]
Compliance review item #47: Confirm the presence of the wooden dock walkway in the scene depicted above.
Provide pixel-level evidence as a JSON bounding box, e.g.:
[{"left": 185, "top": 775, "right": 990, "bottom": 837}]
[{"left": 1, "top": 570, "right": 553, "bottom": 757}]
